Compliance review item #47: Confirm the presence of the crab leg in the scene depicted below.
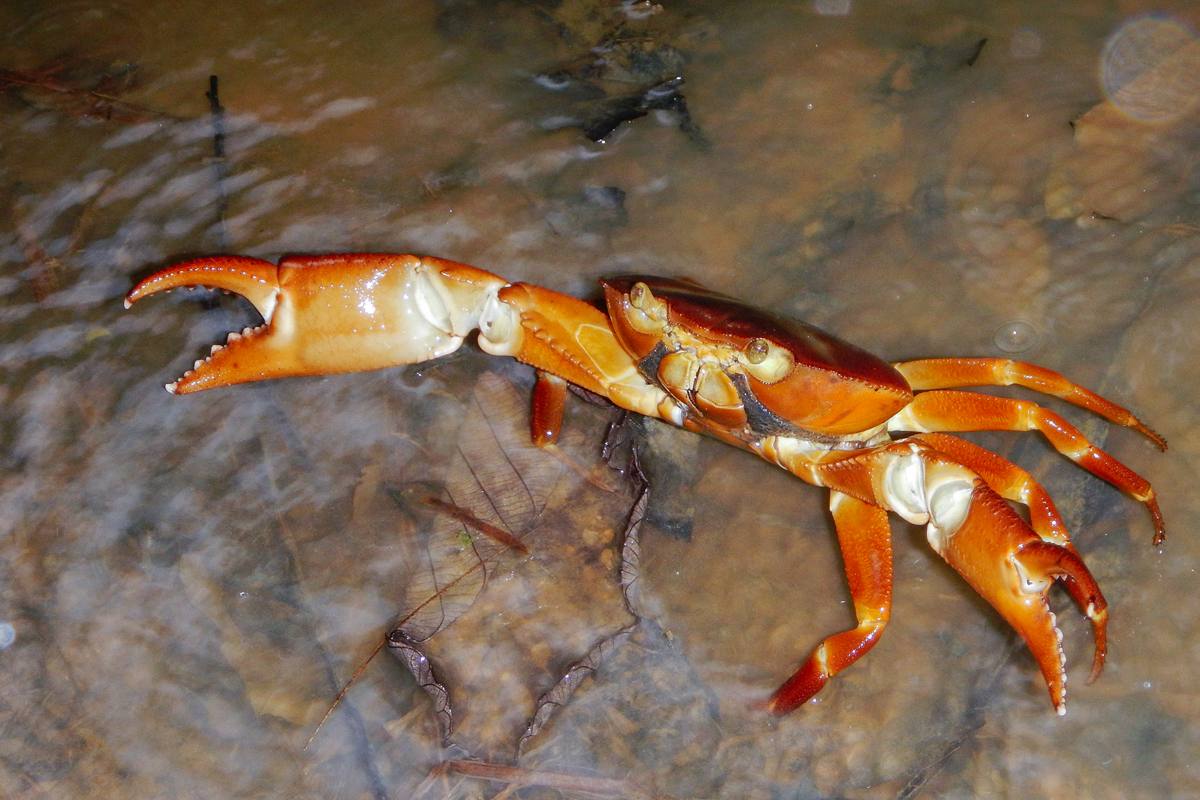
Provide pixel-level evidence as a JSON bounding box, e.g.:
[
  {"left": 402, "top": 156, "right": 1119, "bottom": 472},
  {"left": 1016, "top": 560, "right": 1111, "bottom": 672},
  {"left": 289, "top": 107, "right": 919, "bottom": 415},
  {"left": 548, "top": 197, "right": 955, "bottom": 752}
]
[
  {"left": 762, "top": 438, "right": 1107, "bottom": 714},
  {"left": 483, "top": 282, "right": 667, "bottom": 420},
  {"left": 894, "top": 357, "right": 1166, "bottom": 450},
  {"left": 889, "top": 390, "right": 1165, "bottom": 544},
  {"left": 531, "top": 372, "right": 570, "bottom": 446},
  {"left": 126, "top": 253, "right": 673, "bottom": 446},
  {"left": 766, "top": 491, "right": 892, "bottom": 715}
]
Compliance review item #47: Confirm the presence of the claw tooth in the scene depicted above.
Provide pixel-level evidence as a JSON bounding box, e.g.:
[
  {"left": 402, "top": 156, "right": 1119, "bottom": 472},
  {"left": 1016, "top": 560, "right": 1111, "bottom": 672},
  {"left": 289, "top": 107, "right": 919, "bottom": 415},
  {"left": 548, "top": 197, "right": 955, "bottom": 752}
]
[
  {"left": 165, "top": 381, "right": 178, "bottom": 393},
  {"left": 227, "top": 331, "right": 241, "bottom": 343},
  {"left": 242, "top": 326, "right": 253, "bottom": 336},
  {"left": 194, "top": 359, "right": 205, "bottom": 370},
  {"left": 210, "top": 344, "right": 222, "bottom": 354}
]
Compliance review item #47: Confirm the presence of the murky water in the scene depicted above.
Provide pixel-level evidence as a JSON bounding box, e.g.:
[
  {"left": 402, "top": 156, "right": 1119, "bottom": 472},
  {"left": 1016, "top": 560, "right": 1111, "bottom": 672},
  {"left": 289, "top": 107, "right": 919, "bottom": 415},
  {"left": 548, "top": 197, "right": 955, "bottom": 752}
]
[{"left": 2, "top": 1, "right": 1198, "bottom": 798}]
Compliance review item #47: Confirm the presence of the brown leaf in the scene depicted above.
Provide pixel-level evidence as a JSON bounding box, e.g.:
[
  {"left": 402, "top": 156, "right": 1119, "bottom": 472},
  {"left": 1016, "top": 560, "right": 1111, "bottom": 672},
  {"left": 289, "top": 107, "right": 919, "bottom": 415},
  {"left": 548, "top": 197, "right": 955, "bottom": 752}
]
[
  {"left": 387, "top": 630, "right": 453, "bottom": 741},
  {"left": 0, "top": 59, "right": 174, "bottom": 124},
  {"left": 394, "top": 372, "right": 565, "bottom": 642},
  {"left": 390, "top": 371, "right": 637, "bottom": 759}
]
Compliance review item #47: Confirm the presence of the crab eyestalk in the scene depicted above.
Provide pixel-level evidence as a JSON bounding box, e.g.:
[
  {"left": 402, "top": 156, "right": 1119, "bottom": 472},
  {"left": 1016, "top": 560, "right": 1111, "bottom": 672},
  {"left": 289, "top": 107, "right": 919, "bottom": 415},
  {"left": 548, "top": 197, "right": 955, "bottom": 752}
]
[{"left": 124, "top": 254, "right": 509, "bottom": 393}]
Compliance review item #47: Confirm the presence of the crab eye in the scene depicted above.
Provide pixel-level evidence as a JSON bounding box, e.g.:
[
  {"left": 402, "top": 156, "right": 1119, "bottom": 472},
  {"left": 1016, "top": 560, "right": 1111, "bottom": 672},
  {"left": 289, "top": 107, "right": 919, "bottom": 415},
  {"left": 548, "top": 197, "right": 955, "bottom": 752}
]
[
  {"left": 623, "top": 281, "right": 668, "bottom": 334},
  {"left": 745, "top": 338, "right": 770, "bottom": 364},
  {"left": 630, "top": 282, "right": 648, "bottom": 308},
  {"left": 738, "top": 337, "right": 794, "bottom": 383}
]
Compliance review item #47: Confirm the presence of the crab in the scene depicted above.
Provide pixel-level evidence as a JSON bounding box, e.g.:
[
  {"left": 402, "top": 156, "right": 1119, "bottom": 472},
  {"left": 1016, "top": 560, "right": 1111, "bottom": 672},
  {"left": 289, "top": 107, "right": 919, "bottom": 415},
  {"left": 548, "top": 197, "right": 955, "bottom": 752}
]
[{"left": 125, "top": 253, "right": 1166, "bottom": 715}]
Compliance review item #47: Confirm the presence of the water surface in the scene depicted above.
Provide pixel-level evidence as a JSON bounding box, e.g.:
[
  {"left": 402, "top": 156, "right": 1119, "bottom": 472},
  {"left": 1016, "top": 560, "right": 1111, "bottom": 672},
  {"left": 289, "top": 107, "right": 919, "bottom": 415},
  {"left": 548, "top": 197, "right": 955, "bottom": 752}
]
[{"left": 2, "top": 1, "right": 1197, "bottom": 798}]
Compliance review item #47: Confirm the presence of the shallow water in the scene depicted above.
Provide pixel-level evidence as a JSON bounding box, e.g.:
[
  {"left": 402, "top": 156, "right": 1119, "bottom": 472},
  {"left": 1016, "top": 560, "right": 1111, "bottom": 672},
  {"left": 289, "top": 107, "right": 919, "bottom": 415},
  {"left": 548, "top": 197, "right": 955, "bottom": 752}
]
[{"left": 2, "top": 1, "right": 1198, "bottom": 798}]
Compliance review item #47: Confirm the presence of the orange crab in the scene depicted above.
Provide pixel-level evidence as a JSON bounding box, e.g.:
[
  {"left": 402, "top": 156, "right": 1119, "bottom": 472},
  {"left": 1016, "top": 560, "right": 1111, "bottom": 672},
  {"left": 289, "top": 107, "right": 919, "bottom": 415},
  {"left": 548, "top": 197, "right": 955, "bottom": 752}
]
[{"left": 126, "top": 253, "right": 1166, "bottom": 715}]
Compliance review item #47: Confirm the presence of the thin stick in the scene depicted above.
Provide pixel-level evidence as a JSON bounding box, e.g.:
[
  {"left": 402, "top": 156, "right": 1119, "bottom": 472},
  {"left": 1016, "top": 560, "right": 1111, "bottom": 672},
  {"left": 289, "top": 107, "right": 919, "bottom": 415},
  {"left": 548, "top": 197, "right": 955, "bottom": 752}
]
[
  {"left": 204, "top": 75, "right": 231, "bottom": 250},
  {"left": 304, "top": 635, "right": 387, "bottom": 749},
  {"left": 438, "top": 760, "right": 665, "bottom": 800}
]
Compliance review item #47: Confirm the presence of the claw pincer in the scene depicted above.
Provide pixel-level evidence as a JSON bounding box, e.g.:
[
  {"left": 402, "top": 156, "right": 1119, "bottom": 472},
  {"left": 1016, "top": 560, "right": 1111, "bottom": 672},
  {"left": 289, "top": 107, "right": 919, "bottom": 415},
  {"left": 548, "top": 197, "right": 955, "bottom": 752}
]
[
  {"left": 126, "top": 254, "right": 509, "bottom": 393},
  {"left": 127, "top": 254, "right": 1163, "bottom": 715}
]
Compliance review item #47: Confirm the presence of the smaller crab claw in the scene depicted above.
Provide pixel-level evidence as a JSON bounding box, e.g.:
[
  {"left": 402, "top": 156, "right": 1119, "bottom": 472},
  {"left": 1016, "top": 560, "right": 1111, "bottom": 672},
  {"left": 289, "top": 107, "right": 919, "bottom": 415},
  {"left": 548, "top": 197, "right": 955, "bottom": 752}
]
[
  {"left": 125, "top": 254, "right": 509, "bottom": 393},
  {"left": 933, "top": 480, "right": 1108, "bottom": 714}
]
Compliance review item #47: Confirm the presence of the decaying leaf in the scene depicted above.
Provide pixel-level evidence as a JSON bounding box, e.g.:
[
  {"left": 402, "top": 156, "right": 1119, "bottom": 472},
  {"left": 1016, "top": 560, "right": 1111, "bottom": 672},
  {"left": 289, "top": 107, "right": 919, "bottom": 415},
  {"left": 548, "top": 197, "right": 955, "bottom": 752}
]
[
  {"left": 518, "top": 459, "right": 650, "bottom": 752},
  {"left": 0, "top": 58, "right": 174, "bottom": 123},
  {"left": 393, "top": 372, "right": 565, "bottom": 642},
  {"left": 178, "top": 552, "right": 330, "bottom": 727},
  {"left": 388, "top": 371, "right": 639, "bottom": 759},
  {"left": 388, "top": 630, "right": 453, "bottom": 740}
]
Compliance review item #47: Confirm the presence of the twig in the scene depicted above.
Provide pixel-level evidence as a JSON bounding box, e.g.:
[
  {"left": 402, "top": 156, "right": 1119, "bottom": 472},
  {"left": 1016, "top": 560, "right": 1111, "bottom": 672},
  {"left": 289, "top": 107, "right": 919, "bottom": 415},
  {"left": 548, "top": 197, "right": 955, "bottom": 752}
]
[
  {"left": 204, "top": 75, "right": 231, "bottom": 250},
  {"left": 417, "top": 760, "right": 669, "bottom": 800}
]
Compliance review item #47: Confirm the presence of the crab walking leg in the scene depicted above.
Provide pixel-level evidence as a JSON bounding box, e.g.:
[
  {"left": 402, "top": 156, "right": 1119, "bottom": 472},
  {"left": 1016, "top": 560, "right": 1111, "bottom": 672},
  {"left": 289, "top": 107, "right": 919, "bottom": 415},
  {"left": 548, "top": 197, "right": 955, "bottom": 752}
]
[
  {"left": 124, "top": 254, "right": 510, "bottom": 393},
  {"left": 893, "top": 357, "right": 1167, "bottom": 450},
  {"left": 889, "top": 390, "right": 1165, "bottom": 544},
  {"left": 766, "top": 492, "right": 893, "bottom": 715},
  {"left": 907, "top": 432, "right": 1073, "bottom": 551},
  {"left": 531, "top": 372, "right": 569, "bottom": 447},
  {"left": 763, "top": 438, "right": 1108, "bottom": 713}
]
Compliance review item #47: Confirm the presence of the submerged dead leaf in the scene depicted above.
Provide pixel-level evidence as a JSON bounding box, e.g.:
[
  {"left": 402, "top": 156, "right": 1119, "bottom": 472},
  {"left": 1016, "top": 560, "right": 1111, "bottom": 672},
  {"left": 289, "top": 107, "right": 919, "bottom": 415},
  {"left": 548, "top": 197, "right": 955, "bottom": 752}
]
[
  {"left": 178, "top": 552, "right": 329, "bottom": 727},
  {"left": 388, "top": 371, "right": 638, "bottom": 759},
  {"left": 0, "top": 58, "right": 174, "bottom": 123},
  {"left": 519, "top": 454, "right": 650, "bottom": 752},
  {"left": 394, "top": 372, "right": 565, "bottom": 642},
  {"left": 388, "top": 630, "right": 453, "bottom": 740}
]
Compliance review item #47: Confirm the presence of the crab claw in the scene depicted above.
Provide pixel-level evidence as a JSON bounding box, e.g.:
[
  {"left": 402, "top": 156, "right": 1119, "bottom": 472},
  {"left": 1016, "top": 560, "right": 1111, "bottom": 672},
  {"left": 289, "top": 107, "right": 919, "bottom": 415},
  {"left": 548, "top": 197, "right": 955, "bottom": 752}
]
[
  {"left": 125, "top": 254, "right": 509, "bottom": 393},
  {"left": 933, "top": 481, "right": 1107, "bottom": 714}
]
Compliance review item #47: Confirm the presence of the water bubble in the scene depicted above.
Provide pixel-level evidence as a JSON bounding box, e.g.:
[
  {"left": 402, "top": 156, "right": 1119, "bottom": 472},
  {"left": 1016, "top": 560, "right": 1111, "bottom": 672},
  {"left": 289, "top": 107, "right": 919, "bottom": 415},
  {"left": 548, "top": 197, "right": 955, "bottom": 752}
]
[
  {"left": 813, "top": 0, "right": 851, "bottom": 15},
  {"left": 1011, "top": 28, "right": 1043, "bottom": 59},
  {"left": 994, "top": 320, "right": 1039, "bottom": 354},
  {"left": 0, "top": 622, "right": 14, "bottom": 650},
  {"left": 1101, "top": 17, "right": 1200, "bottom": 122}
]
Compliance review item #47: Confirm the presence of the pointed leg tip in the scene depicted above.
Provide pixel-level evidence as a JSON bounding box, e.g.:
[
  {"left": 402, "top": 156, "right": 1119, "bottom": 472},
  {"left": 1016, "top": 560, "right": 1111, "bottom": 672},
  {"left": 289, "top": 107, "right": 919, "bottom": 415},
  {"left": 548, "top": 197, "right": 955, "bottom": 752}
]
[
  {"left": 765, "top": 659, "right": 828, "bottom": 716},
  {"left": 763, "top": 695, "right": 794, "bottom": 717},
  {"left": 1140, "top": 424, "right": 1168, "bottom": 452}
]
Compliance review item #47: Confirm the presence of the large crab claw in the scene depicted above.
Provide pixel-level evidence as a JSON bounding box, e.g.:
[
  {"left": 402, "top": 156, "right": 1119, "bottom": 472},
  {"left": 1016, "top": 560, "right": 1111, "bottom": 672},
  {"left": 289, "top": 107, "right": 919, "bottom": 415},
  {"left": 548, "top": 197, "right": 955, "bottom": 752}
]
[
  {"left": 932, "top": 477, "right": 1107, "bottom": 714},
  {"left": 125, "top": 254, "right": 509, "bottom": 393},
  {"left": 766, "top": 441, "right": 1107, "bottom": 715}
]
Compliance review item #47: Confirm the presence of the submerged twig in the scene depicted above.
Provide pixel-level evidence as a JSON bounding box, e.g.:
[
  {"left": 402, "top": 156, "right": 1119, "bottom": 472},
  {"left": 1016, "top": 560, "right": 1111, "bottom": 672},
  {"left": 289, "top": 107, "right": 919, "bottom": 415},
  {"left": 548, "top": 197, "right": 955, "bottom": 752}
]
[
  {"left": 305, "top": 636, "right": 387, "bottom": 750},
  {"left": 0, "top": 61, "right": 174, "bottom": 123},
  {"left": 415, "top": 759, "right": 671, "bottom": 800},
  {"left": 419, "top": 494, "right": 530, "bottom": 554},
  {"left": 204, "top": 74, "right": 231, "bottom": 249},
  {"left": 895, "top": 636, "right": 1019, "bottom": 799}
]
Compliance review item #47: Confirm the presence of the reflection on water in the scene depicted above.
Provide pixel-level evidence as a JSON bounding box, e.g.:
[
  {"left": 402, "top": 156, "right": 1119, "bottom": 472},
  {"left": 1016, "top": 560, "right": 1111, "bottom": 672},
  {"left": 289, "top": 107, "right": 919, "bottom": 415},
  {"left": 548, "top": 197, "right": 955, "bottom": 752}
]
[{"left": 2, "top": 1, "right": 1198, "bottom": 798}]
